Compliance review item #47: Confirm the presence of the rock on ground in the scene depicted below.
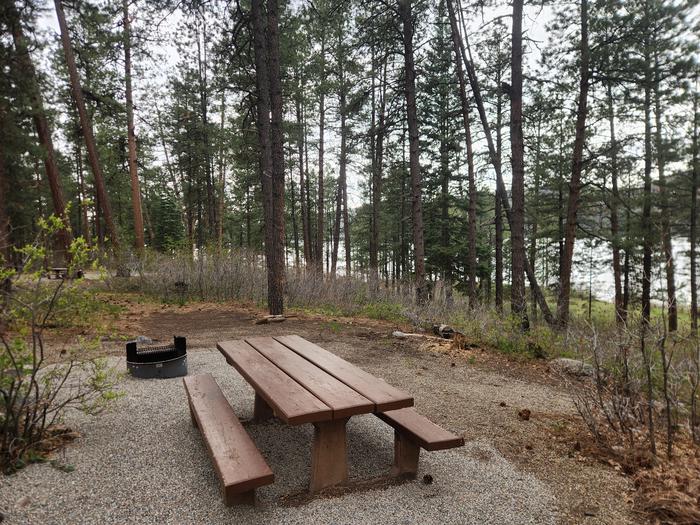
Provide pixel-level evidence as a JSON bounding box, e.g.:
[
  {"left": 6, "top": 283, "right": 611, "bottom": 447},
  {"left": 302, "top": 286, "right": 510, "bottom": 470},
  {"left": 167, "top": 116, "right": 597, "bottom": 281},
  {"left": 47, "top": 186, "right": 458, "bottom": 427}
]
[{"left": 549, "top": 357, "right": 594, "bottom": 377}]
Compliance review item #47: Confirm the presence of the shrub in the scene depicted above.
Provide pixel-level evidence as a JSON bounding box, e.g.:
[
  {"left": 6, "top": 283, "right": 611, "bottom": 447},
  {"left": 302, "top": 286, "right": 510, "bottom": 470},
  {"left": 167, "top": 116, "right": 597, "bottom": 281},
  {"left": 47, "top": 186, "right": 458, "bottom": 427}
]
[{"left": 0, "top": 219, "right": 120, "bottom": 472}]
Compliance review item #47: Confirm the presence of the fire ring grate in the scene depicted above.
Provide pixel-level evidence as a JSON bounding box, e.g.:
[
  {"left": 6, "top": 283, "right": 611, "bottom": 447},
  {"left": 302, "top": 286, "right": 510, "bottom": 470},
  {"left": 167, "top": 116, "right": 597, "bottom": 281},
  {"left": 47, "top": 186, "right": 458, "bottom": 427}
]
[{"left": 126, "top": 336, "right": 187, "bottom": 379}]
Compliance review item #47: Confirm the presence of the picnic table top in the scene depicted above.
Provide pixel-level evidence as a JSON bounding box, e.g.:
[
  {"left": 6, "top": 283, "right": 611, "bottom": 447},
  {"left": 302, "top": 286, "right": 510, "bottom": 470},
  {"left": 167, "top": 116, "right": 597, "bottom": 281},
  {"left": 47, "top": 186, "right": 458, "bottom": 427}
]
[{"left": 217, "top": 334, "right": 413, "bottom": 425}]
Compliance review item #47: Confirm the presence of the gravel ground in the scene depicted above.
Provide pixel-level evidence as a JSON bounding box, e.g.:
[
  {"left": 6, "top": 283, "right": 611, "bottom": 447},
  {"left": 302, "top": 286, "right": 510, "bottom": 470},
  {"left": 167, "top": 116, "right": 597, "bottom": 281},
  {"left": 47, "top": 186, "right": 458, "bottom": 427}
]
[{"left": 0, "top": 350, "right": 559, "bottom": 525}]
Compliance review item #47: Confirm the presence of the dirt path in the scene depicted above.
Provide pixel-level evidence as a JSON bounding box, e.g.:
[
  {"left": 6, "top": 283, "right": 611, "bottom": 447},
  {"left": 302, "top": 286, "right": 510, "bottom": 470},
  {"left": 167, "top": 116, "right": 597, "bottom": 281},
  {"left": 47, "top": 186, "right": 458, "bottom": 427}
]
[{"left": 46, "top": 298, "right": 636, "bottom": 524}]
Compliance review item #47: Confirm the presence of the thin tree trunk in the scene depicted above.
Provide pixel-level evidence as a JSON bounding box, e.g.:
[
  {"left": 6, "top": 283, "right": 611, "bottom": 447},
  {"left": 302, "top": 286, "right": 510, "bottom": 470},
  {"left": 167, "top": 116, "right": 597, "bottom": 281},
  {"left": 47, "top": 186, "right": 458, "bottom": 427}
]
[
  {"left": 123, "top": 0, "right": 144, "bottom": 253},
  {"left": 691, "top": 80, "right": 699, "bottom": 334},
  {"left": 316, "top": 34, "right": 326, "bottom": 275},
  {"left": 510, "top": 0, "right": 528, "bottom": 329},
  {"left": 0, "top": 103, "right": 10, "bottom": 262},
  {"left": 399, "top": 0, "right": 427, "bottom": 303},
  {"left": 296, "top": 74, "right": 311, "bottom": 264},
  {"left": 446, "top": 0, "right": 476, "bottom": 306},
  {"left": 607, "top": 83, "right": 626, "bottom": 326},
  {"left": 9, "top": 4, "right": 72, "bottom": 256},
  {"left": 530, "top": 119, "right": 542, "bottom": 322},
  {"left": 217, "top": 91, "right": 226, "bottom": 250},
  {"left": 556, "top": 0, "right": 590, "bottom": 327},
  {"left": 642, "top": 33, "right": 653, "bottom": 327},
  {"left": 76, "top": 143, "right": 91, "bottom": 245},
  {"left": 455, "top": 0, "right": 555, "bottom": 325},
  {"left": 54, "top": 0, "right": 119, "bottom": 251},
  {"left": 654, "top": 55, "right": 677, "bottom": 332}
]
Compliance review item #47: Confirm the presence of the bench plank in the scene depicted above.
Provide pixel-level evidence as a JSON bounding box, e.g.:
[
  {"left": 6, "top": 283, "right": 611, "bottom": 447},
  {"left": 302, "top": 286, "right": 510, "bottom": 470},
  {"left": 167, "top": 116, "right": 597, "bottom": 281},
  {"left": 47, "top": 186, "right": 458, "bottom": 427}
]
[
  {"left": 217, "top": 340, "right": 332, "bottom": 425},
  {"left": 183, "top": 373, "right": 274, "bottom": 502},
  {"left": 376, "top": 408, "right": 464, "bottom": 451},
  {"left": 246, "top": 337, "right": 374, "bottom": 419},
  {"left": 274, "top": 334, "right": 413, "bottom": 412}
]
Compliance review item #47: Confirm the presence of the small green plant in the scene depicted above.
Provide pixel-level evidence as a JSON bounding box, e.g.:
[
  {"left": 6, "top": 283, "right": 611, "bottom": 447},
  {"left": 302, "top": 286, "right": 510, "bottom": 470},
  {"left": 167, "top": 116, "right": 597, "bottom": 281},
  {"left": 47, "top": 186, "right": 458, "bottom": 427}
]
[{"left": 0, "top": 218, "right": 121, "bottom": 473}]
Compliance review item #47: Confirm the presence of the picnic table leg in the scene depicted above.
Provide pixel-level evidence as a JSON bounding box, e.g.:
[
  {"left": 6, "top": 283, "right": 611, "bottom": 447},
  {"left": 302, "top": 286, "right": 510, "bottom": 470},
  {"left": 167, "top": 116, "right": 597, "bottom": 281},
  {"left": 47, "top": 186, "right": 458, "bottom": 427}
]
[
  {"left": 391, "top": 430, "right": 419, "bottom": 478},
  {"left": 253, "top": 393, "right": 274, "bottom": 422},
  {"left": 310, "top": 417, "right": 349, "bottom": 492}
]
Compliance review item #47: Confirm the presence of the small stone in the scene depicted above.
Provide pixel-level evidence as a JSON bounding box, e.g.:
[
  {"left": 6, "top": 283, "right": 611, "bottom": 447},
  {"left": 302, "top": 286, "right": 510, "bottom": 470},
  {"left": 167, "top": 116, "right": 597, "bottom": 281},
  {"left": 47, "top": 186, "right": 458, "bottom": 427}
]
[
  {"left": 499, "top": 402, "right": 507, "bottom": 407},
  {"left": 583, "top": 506, "right": 599, "bottom": 517},
  {"left": 15, "top": 496, "right": 30, "bottom": 509},
  {"left": 518, "top": 409, "right": 531, "bottom": 421},
  {"left": 422, "top": 474, "right": 433, "bottom": 485},
  {"left": 549, "top": 358, "right": 594, "bottom": 377}
]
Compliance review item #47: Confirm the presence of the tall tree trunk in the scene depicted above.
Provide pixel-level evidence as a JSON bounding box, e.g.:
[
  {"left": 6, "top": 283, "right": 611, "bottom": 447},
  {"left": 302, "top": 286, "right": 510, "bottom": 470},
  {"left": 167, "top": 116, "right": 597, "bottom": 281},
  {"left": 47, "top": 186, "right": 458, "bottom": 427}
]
[
  {"left": 123, "top": 0, "right": 144, "bottom": 253},
  {"left": 296, "top": 73, "right": 311, "bottom": 265},
  {"left": 556, "top": 0, "right": 590, "bottom": 327},
  {"left": 291, "top": 178, "right": 300, "bottom": 266},
  {"left": 217, "top": 92, "right": 226, "bottom": 250},
  {"left": 654, "top": 55, "right": 677, "bottom": 332},
  {"left": 0, "top": 103, "right": 10, "bottom": 263},
  {"left": 54, "top": 0, "right": 119, "bottom": 251},
  {"left": 370, "top": 52, "right": 387, "bottom": 288},
  {"left": 642, "top": 37, "right": 653, "bottom": 327},
  {"left": 251, "top": 0, "right": 284, "bottom": 315},
  {"left": 691, "top": 81, "right": 698, "bottom": 334},
  {"left": 510, "top": 0, "right": 528, "bottom": 329},
  {"left": 454, "top": 0, "right": 555, "bottom": 325},
  {"left": 265, "top": 0, "right": 286, "bottom": 314},
  {"left": 195, "top": 14, "right": 214, "bottom": 238},
  {"left": 316, "top": 34, "right": 326, "bottom": 275},
  {"left": 331, "top": 182, "right": 341, "bottom": 276},
  {"left": 399, "top": 0, "right": 427, "bottom": 303},
  {"left": 9, "top": 4, "right": 72, "bottom": 256},
  {"left": 607, "top": 83, "right": 626, "bottom": 326},
  {"left": 530, "top": 119, "right": 543, "bottom": 322},
  {"left": 447, "top": 0, "right": 476, "bottom": 306}
]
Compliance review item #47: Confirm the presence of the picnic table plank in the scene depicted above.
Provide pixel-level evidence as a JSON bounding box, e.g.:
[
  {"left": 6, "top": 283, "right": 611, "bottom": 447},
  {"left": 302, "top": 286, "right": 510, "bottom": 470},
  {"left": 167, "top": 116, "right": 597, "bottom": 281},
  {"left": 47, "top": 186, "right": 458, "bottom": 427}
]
[
  {"left": 217, "top": 340, "right": 332, "bottom": 425},
  {"left": 246, "top": 337, "right": 375, "bottom": 419},
  {"left": 274, "top": 334, "right": 413, "bottom": 412}
]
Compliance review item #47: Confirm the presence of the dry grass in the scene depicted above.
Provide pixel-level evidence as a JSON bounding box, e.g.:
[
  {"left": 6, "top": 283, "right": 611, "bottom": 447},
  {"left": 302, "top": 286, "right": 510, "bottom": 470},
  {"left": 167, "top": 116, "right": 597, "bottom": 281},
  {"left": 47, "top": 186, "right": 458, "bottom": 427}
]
[{"left": 633, "top": 446, "right": 700, "bottom": 525}]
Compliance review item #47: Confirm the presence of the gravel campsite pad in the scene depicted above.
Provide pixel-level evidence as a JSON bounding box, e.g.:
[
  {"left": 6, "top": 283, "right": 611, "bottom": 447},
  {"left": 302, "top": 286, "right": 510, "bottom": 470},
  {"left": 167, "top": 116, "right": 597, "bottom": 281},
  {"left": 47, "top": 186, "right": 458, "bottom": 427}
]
[
  {"left": 1, "top": 307, "right": 635, "bottom": 524},
  {"left": 0, "top": 350, "right": 560, "bottom": 525}
]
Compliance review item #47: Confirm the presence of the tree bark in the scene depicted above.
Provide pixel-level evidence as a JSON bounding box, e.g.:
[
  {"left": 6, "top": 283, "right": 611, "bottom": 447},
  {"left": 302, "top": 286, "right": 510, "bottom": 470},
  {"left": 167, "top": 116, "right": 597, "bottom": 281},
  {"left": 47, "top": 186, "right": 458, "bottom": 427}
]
[
  {"left": 54, "top": 0, "right": 119, "bottom": 251},
  {"left": 556, "top": 0, "right": 590, "bottom": 327},
  {"left": 316, "top": 33, "right": 327, "bottom": 275},
  {"left": 251, "top": 0, "right": 285, "bottom": 315},
  {"left": 642, "top": 34, "right": 653, "bottom": 327},
  {"left": 691, "top": 81, "right": 699, "bottom": 334},
  {"left": 296, "top": 72, "right": 311, "bottom": 265},
  {"left": 265, "top": 0, "right": 286, "bottom": 315},
  {"left": 10, "top": 3, "right": 72, "bottom": 256},
  {"left": 123, "top": 0, "right": 144, "bottom": 253},
  {"left": 217, "top": 91, "right": 226, "bottom": 250},
  {"left": 510, "top": 0, "right": 528, "bottom": 329},
  {"left": 399, "top": 0, "right": 427, "bottom": 304}
]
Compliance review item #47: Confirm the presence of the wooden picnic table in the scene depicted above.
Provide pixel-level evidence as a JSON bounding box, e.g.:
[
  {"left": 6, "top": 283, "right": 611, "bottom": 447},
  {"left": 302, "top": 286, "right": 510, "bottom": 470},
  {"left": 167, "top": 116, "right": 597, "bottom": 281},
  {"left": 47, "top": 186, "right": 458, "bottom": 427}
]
[{"left": 217, "top": 334, "right": 414, "bottom": 492}]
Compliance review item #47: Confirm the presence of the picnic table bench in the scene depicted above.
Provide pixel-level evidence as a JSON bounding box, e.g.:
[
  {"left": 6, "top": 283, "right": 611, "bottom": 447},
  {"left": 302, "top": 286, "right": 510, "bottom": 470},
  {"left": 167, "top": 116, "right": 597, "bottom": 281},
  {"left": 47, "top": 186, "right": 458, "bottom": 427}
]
[
  {"left": 48, "top": 267, "right": 68, "bottom": 279},
  {"left": 186, "top": 334, "right": 464, "bottom": 504}
]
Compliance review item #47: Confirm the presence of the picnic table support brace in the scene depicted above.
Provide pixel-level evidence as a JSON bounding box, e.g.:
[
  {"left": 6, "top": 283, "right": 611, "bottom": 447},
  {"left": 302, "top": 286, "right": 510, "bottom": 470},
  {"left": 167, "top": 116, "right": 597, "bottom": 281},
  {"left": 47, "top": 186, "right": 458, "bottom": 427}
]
[
  {"left": 254, "top": 393, "right": 274, "bottom": 422},
  {"left": 310, "top": 417, "right": 349, "bottom": 492},
  {"left": 225, "top": 488, "right": 255, "bottom": 506},
  {"left": 391, "top": 430, "right": 419, "bottom": 478}
]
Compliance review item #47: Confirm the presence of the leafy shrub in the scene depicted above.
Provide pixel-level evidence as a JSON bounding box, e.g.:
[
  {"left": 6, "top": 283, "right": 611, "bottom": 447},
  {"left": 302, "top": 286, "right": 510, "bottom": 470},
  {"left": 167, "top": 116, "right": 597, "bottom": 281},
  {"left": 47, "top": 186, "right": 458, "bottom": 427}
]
[{"left": 0, "top": 219, "right": 120, "bottom": 472}]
